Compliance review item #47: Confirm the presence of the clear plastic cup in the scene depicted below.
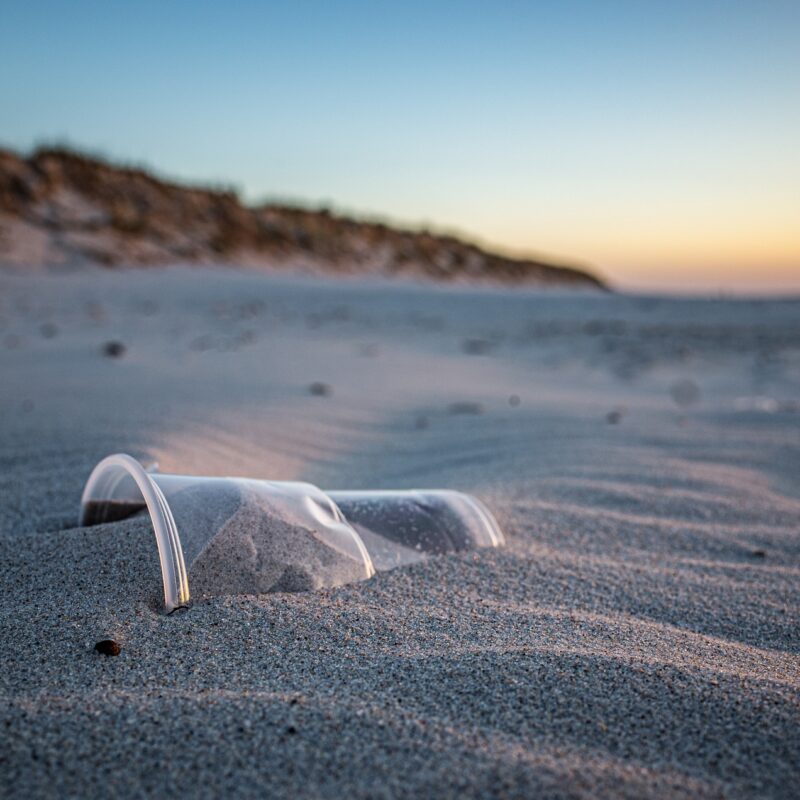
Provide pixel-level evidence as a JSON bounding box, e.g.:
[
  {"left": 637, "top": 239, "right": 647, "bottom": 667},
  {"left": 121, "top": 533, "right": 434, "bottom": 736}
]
[
  {"left": 327, "top": 490, "right": 503, "bottom": 571},
  {"left": 79, "top": 453, "right": 504, "bottom": 612}
]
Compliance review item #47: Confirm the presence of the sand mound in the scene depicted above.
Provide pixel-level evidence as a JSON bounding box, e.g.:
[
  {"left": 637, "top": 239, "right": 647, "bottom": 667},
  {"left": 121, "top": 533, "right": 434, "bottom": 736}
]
[{"left": 188, "top": 485, "right": 370, "bottom": 598}]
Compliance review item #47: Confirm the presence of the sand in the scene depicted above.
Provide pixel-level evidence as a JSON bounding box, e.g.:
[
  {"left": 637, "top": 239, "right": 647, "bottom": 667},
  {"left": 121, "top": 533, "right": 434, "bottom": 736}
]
[
  {"left": 187, "top": 482, "right": 372, "bottom": 598},
  {"left": 0, "top": 266, "right": 798, "bottom": 798}
]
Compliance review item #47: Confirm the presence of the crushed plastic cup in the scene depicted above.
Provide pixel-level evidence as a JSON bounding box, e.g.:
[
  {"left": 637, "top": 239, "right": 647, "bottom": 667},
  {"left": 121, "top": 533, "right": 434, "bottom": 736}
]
[{"left": 79, "top": 454, "right": 504, "bottom": 612}]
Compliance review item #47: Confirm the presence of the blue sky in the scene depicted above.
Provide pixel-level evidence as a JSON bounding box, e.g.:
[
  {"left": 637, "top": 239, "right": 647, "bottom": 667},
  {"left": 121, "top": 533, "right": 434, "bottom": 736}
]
[{"left": 1, "top": 1, "right": 798, "bottom": 292}]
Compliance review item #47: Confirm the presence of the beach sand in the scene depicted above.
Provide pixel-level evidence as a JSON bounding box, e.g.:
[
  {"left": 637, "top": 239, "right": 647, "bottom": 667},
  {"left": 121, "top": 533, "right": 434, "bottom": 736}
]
[{"left": 0, "top": 267, "right": 798, "bottom": 798}]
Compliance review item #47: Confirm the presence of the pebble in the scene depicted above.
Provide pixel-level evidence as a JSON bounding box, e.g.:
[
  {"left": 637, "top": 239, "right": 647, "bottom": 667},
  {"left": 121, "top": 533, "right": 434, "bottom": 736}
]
[
  {"left": 94, "top": 640, "right": 121, "bottom": 657},
  {"left": 102, "top": 341, "right": 127, "bottom": 358},
  {"left": 448, "top": 402, "right": 484, "bottom": 415},
  {"left": 462, "top": 338, "right": 493, "bottom": 355},
  {"left": 309, "top": 382, "right": 332, "bottom": 397},
  {"left": 670, "top": 379, "right": 701, "bottom": 408}
]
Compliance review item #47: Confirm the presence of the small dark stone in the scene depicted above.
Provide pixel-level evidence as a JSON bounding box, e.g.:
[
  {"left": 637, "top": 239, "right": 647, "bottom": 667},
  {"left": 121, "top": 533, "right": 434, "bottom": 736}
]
[
  {"left": 583, "top": 320, "right": 604, "bottom": 335},
  {"left": 606, "top": 410, "right": 622, "bottom": 424},
  {"left": 309, "top": 382, "right": 332, "bottom": 397},
  {"left": 359, "top": 343, "right": 380, "bottom": 357},
  {"left": 86, "top": 302, "right": 106, "bottom": 321},
  {"left": 102, "top": 341, "right": 126, "bottom": 358},
  {"left": 462, "top": 338, "right": 493, "bottom": 355},
  {"left": 286, "top": 725, "right": 298, "bottom": 735},
  {"left": 189, "top": 334, "right": 214, "bottom": 352},
  {"left": 448, "top": 401, "right": 484, "bottom": 416},
  {"left": 670, "top": 378, "right": 700, "bottom": 408},
  {"left": 39, "top": 322, "right": 59, "bottom": 339},
  {"left": 95, "top": 639, "right": 121, "bottom": 656},
  {"left": 750, "top": 549, "right": 766, "bottom": 559},
  {"left": 508, "top": 395, "right": 521, "bottom": 408},
  {"left": 137, "top": 300, "right": 159, "bottom": 317}
]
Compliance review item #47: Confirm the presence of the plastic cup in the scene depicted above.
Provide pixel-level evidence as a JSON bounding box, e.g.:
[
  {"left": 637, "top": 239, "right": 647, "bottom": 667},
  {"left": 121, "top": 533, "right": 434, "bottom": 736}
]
[
  {"left": 327, "top": 490, "right": 503, "bottom": 571},
  {"left": 79, "top": 453, "right": 504, "bottom": 612}
]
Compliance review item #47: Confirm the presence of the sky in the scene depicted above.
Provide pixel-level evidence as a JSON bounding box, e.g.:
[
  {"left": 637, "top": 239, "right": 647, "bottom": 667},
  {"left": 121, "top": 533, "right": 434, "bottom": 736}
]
[{"left": 1, "top": 0, "right": 798, "bottom": 294}]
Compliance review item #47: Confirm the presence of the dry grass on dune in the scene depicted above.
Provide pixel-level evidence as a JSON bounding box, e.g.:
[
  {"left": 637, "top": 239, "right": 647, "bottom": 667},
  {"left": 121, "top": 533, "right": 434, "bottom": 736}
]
[{"left": 0, "top": 146, "right": 602, "bottom": 287}]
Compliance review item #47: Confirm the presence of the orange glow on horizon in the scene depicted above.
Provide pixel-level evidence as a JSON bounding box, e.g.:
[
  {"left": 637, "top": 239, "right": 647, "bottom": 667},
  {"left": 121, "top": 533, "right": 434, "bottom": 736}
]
[{"left": 467, "top": 208, "right": 800, "bottom": 294}]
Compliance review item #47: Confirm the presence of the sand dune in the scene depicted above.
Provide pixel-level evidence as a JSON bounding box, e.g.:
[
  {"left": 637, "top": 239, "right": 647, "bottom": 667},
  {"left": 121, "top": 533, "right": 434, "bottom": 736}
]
[
  {"left": 0, "top": 267, "right": 798, "bottom": 798},
  {"left": 0, "top": 148, "right": 602, "bottom": 288}
]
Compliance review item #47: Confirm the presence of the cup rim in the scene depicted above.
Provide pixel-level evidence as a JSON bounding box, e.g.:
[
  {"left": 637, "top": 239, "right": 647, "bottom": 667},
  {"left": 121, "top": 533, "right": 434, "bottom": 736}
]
[{"left": 80, "top": 453, "right": 190, "bottom": 612}]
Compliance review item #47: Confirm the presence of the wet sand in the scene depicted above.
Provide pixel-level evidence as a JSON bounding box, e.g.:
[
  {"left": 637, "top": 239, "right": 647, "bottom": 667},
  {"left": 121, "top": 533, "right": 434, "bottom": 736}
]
[{"left": 0, "top": 267, "right": 798, "bottom": 798}]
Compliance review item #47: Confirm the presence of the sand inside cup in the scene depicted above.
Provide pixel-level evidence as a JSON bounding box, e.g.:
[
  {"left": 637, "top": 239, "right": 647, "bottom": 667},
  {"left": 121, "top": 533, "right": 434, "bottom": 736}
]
[
  {"left": 172, "top": 482, "right": 370, "bottom": 599},
  {"left": 330, "top": 492, "right": 484, "bottom": 571},
  {"left": 84, "top": 481, "right": 371, "bottom": 600}
]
